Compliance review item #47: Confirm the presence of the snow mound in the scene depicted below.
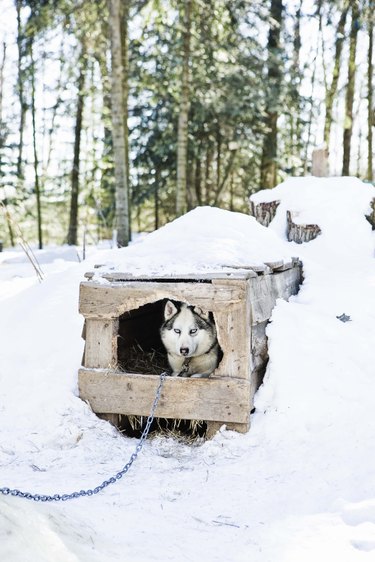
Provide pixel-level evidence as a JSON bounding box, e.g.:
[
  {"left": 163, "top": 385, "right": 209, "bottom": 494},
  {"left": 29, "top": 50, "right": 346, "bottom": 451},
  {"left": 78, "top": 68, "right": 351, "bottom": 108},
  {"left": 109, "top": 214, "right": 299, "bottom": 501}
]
[
  {"left": 93, "top": 206, "right": 294, "bottom": 278},
  {"left": 251, "top": 176, "right": 375, "bottom": 237}
]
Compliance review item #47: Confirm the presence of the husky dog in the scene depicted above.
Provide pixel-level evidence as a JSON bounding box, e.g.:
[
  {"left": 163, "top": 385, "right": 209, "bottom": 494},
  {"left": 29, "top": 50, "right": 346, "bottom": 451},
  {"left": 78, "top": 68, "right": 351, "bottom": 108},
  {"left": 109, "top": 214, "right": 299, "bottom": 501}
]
[{"left": 160, "top": 300, "right": 220, "bottom": 377}]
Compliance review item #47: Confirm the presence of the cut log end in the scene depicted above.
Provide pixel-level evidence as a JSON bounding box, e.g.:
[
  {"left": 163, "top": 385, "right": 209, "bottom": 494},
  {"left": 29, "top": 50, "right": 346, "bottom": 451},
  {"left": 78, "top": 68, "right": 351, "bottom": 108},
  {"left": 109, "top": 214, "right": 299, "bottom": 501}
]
[
  {"left": 249, "top": 199, "right": 280, "bottom": 227},
  {"left": 286, "top": 210, "right": 321, "bottom": 244}
]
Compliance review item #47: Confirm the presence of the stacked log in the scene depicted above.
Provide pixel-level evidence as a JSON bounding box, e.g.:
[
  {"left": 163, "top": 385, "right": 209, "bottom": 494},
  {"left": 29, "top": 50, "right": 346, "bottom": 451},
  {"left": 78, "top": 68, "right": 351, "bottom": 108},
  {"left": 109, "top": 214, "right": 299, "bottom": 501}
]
[
  {"left": 286, "top": 210, "right": 321, "bottom": 244},
  {"left": 249, "top": 199, "right": 280, "bottom": 227},
  {"left": 250, "top": 199, "right": 321, "bottom": 244}
]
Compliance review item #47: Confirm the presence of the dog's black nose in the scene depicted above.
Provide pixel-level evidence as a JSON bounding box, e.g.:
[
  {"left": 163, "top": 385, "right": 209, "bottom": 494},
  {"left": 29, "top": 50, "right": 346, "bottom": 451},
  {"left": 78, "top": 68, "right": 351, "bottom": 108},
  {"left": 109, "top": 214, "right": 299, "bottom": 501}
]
[{"left": 180, "top": 347, "right": 189, "bottom": 356}]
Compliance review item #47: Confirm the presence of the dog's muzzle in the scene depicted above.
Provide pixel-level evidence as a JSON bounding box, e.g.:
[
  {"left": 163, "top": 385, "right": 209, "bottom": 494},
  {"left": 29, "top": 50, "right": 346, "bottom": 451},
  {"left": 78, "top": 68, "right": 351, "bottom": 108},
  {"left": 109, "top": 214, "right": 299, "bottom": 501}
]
[{"left": 180, "top": 347, "right": 190, "bottom": 356}]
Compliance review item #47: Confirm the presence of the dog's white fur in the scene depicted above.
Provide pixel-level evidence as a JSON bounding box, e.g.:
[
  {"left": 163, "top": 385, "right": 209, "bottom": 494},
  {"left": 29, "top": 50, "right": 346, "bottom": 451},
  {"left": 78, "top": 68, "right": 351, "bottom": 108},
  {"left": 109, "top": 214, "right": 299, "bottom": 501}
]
[{"left": 160, "top": 300, "right": 220, "bottom": 377}]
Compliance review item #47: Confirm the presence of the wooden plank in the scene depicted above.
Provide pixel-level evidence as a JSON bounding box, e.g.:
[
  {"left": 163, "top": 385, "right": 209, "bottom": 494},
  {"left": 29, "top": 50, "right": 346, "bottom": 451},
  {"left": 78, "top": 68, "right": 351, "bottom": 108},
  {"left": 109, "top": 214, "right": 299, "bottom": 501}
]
[
  {"left": 84, "top": 318, "right": 119, "bottom": 369},
  {"left": 249, "top": 265, "right": 302, "bottom": 324},
  {"left": 79, "top": 279, "right": 247, "bottom": 319},
  {"left": 84, "top": 270, "right": 255, "bottom": 281},
  {"left": 78, "top": 369, "right": 251, "bottom": 424},
  {"left": 213, "top": 279, "right": 251, "bottom": 380},
  {"left": 220, "top": 264, "right": 266, "bottom": 274}
]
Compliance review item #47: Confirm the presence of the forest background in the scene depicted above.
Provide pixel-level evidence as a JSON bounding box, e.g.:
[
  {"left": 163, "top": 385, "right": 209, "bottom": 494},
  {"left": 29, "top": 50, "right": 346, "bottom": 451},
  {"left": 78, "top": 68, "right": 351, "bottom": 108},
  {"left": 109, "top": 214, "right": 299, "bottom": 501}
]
[{"left": 0, "top": 0, "right": 373, "bottom": 250}]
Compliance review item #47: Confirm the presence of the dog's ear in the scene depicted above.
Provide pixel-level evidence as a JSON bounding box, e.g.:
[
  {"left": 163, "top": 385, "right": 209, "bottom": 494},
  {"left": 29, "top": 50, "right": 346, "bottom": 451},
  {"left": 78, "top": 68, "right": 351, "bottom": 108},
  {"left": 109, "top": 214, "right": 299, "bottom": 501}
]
[
  {"left": 164, "top": 300, "right": 178, "bottom": 320},
  {"left": 193, "top": 306, "right": 210, "bottom": 321}
]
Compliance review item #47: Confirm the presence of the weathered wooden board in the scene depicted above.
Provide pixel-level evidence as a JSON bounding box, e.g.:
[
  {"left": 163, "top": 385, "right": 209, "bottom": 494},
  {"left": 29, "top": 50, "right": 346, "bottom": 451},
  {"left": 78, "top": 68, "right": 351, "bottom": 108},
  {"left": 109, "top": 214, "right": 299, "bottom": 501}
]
[
  {"left": 79, "top": 279, "right": 248, "bottom": 319},
  {"left": 85, "top": 270, "right": 256, "bottom": 282},
  {"left": 84, "top": 318, "right": 119, "bottom": 369},
  {"left": 248, "top": 265, "right": 302, "bottom": 324},
  {"left": 79, "top": 369, "right": 251, "bottom": 424},
  {"left": 212, "top": 279, "right": 251, "bottom": 381}
]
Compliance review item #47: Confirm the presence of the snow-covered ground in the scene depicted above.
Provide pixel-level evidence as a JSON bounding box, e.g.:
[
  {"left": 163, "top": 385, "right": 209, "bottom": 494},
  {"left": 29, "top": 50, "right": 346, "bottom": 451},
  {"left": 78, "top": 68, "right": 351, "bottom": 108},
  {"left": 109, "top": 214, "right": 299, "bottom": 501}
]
[{"left": 1, "top": 176, "right": 375, "bottom": 561}]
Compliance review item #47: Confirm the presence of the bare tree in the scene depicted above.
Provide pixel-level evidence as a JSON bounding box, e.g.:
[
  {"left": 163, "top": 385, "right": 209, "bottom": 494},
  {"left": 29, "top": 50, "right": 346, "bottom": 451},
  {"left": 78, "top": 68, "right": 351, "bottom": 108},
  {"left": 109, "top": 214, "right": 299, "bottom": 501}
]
[
  {"left": 260, "top": 0, "right": 283, "bottom": 189},
  {"left": 67, "top": 42, "right": 87, "bottom": 246},
  {"left": 30, "top": 43, "right": 43, "bottom": 249},
  {"left": 367, "top": 0, "right": 373, "bottom": 181},
  {"left": 15, "top": 0, "right": 27, "bottom": 187},
  {"left": 108, "top": 0, "right": 130, "bottom": 246},
  {"left": 342, "top": 0, "right": 360, "bottom": 176},
  {"left": 176, "top": 0, "right": 192, "bottom": 216},
  {"left": 323, "top": 0, "right": 350, "bottom": 150}
]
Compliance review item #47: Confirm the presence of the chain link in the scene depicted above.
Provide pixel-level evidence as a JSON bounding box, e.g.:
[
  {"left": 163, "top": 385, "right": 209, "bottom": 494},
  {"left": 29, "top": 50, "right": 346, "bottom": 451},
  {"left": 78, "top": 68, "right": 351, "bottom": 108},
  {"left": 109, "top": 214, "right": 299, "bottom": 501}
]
[{"left": 0, "top": 370, "right": 167, "bottom": 502}]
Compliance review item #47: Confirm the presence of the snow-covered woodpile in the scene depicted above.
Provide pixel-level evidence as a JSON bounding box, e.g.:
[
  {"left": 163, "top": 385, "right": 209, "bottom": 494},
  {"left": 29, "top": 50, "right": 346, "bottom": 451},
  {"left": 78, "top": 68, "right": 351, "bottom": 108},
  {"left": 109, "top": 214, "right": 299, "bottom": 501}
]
[{"left": 250, "top": 198, "right": 322, "bottom": 244}]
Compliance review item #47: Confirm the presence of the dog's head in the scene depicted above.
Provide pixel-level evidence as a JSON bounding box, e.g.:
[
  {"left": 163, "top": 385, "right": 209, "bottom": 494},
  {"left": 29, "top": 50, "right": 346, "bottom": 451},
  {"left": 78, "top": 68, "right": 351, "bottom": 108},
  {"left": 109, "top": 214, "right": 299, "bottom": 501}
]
[{"left": 161, "top": 300, "right": 215, "bottom": 358}]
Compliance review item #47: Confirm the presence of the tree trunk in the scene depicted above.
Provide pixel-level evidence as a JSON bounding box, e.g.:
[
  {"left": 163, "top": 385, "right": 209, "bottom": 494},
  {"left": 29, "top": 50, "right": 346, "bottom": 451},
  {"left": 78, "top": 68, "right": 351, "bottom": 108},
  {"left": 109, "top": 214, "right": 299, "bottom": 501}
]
[
  {"left": 108, "top": 0, "right": 130, "bottom": 247},
  {"left": 194, "top": 144, "right": 202, "bottom": 205},
  {"left": 176, "top": 0, "right": 192, "bottom": 217},
  {"left": 204, "top": 144, "right": 213, "bottom": 204},
  {"left": 323, "top": 0, "right": 350, "bottom": 149},
  {"left": 67, "top": 43, "right": 87, "bottom": 246},
  {"left": 154, "top": 168, "right": 160, "bottom": 231},
  {"left": 0, "top": 42, "right": 5, "bottom": 124},
  {"left": 30, "top": 44, "right": 42, "bottom": 250},
  {"left": 260, "top": 0, "right": 283, "bottom": 189},
  {"left": 367, "top": 1, "right": 373, "bottom": 181},
  {"left": 342, "top": 0, "right": 360, "bottom": 176},
  {"left": 16, "top": 0, "right": 26, "bottom": 187},
  {"left": 121, "top": 0, "right": 131, "bottom": 239},
  {"left": 0, "top": 43, "right": 15, "bottom": 247},
  {"left": 290, "top": 0, "right": 303, "bottom": 172}
]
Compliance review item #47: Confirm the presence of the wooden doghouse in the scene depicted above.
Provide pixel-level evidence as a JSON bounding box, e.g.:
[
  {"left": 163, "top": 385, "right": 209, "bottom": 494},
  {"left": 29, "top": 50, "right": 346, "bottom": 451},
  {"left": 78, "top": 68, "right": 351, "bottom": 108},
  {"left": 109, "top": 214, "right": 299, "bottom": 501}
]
[{"left": 78, "top": 261, "right": 302, "bottom": 436}]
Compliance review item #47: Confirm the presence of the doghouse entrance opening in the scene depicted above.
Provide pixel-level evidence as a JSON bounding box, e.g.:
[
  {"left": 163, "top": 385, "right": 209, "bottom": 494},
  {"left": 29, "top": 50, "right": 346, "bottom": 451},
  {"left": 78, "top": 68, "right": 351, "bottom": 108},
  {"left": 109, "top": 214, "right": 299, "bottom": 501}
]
[{"left": 118, "top": 299, "right": 169, "bottom": 374}]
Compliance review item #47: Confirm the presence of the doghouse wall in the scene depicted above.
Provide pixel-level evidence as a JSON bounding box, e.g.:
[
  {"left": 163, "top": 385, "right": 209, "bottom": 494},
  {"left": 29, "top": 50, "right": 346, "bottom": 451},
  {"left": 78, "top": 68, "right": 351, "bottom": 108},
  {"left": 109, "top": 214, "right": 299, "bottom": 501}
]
[{"left": 79, "top": 277, "right": 253, "bottom": 380}]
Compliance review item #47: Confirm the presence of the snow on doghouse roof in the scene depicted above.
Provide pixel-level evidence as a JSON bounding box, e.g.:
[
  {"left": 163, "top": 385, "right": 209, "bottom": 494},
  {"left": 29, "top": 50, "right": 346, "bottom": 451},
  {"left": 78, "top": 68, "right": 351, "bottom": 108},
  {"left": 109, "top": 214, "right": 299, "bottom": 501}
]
[{"left": 91, "top": 206, "right": 295, "bottom": 279}]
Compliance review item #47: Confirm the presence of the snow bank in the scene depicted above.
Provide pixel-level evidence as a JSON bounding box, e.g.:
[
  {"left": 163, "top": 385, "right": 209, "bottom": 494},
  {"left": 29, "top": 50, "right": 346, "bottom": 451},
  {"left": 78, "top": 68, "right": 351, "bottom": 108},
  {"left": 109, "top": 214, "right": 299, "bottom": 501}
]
[
  {"left": 251, "top": 176, "right": 375, "bottom": 257},
  {"left": 1, "top": 176, "right": 375, "bottom": 561}
]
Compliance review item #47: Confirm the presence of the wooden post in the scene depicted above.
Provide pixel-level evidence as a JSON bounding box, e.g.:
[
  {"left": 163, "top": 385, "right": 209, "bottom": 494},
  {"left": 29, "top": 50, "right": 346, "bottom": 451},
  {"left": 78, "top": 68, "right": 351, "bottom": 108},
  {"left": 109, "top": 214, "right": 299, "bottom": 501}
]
[
  {"left": 312, "top": 145, "right": 329, "bottom": 176},
  {"left": 83, "top": 318, "right": 119, "bottom": 369}
]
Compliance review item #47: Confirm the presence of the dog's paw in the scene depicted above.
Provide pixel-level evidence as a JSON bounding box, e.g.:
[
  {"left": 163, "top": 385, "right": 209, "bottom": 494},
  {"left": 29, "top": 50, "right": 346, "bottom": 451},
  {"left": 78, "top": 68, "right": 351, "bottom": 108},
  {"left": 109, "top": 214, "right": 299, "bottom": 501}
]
[{"left": 190, "top": 373, "right": 210, "bottom": 379}]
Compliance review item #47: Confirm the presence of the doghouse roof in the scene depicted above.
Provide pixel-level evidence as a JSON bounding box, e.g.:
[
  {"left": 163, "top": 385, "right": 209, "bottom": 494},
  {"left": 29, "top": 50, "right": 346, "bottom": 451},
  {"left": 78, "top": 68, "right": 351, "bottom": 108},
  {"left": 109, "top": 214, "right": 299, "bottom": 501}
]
[{"left": 87, "top": 207, "right": 298, "bottom": 280}]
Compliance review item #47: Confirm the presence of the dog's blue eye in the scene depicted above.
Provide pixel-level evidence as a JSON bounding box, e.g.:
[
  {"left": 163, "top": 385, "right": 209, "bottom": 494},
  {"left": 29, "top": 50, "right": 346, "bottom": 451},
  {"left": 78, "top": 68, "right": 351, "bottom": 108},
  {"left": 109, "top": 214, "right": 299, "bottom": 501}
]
[
  {"left": 174, "top": 328, "right": 181, "bottom": 334},
  {"left": 190, "top": 328, "right": 197, "bottom": 335}
]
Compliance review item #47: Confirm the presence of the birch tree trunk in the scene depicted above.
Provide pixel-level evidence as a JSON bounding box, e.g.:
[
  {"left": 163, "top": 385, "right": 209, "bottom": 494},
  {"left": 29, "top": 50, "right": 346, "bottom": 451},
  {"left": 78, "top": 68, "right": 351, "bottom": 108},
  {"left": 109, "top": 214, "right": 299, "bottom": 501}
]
[
  {"left": 260, "top": 0, "right": 283, "bottom": 189},
  {"left": 176, "top": 0, "right": 192, "bottom": 217},
  {"left": 342, "top": 0, "right": 360, "bottom": 176},
  {"left": 108, "top": 0, "right": 130, "bottom": 247},
  {"left": 67, "top": 43, "right": 87, "bottom": 246}
]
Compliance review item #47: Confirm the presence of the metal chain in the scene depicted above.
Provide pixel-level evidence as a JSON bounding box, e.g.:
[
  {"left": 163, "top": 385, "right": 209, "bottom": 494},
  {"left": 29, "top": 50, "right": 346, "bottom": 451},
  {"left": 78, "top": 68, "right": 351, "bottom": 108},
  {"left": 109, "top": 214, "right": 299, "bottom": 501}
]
[{"left": 0, "top": 370, "right": 167, "bottom": 502}]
